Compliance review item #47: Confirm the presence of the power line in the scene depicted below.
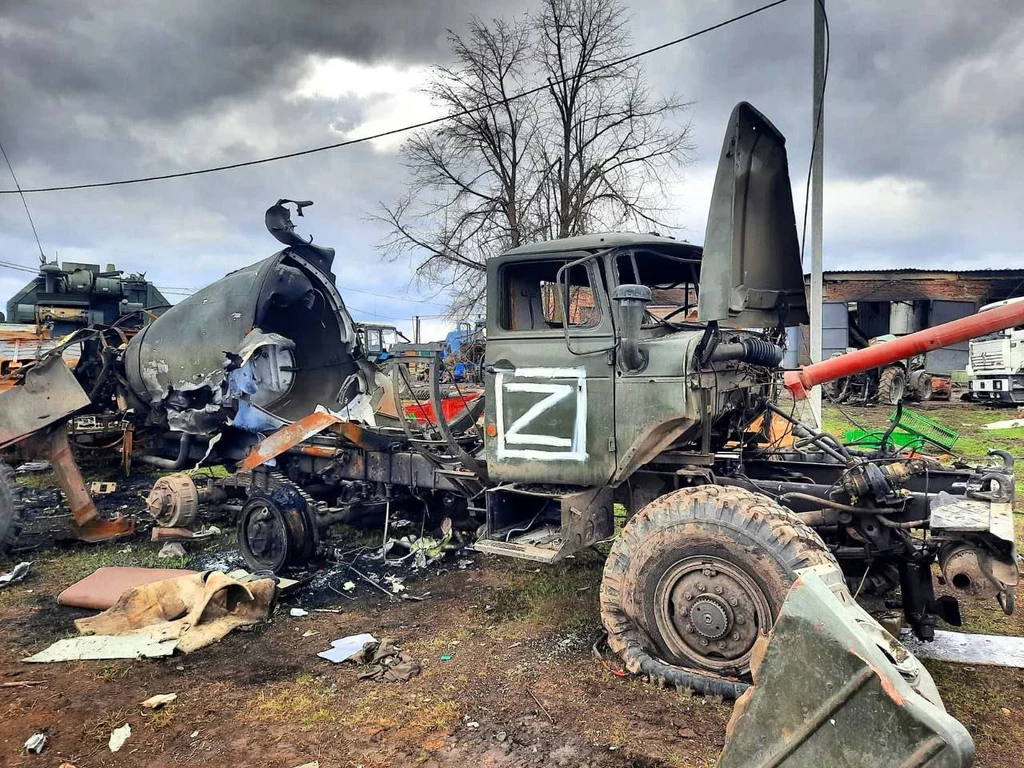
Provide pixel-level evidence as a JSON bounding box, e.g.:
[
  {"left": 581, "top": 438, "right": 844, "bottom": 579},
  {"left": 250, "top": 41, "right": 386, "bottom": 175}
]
[
  {"left": 0, "top": 137, "right": 46, "bottom": 259},
  {"left": 336, "top": 282, "right": 448, "bottom": 306},
  {"left": 0, "top": 260, "right": 39, "bottom": 275},
  {"left": 0, "top": 0, "right": 794, "bottom": 196}
]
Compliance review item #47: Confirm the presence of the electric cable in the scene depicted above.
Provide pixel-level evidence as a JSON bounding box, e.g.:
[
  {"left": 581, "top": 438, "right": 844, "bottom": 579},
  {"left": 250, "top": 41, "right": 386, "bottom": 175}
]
[
  {"left": 0, "top": 137, "right": 46, "bottom": 259},
  {"left": 800, "top": 0, "right": 830, "bottom": 265},
  {"left": 0, "top": 0, "right": 795, "bottom": 195}
]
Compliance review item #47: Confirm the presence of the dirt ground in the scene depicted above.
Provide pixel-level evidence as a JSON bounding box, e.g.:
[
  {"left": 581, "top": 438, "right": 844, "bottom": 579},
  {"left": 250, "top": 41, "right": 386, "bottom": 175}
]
[{"left": 1, "top": 400, "right": 1023, "bottom": 767}]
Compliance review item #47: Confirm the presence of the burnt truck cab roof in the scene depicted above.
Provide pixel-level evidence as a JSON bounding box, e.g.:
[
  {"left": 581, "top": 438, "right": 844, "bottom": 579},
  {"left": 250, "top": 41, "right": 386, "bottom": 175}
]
[{"left": 501, "top": 232, "right": 700, "bottom": 258}]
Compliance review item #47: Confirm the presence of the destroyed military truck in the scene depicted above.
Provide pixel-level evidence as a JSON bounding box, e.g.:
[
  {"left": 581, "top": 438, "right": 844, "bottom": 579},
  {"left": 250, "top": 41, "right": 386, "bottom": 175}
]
[
  {"left": 1, "top": 258, "right": 168, "bottom": 387},
  {"left": 1, "top": 105, "right": 1021, "bottom": 714}
]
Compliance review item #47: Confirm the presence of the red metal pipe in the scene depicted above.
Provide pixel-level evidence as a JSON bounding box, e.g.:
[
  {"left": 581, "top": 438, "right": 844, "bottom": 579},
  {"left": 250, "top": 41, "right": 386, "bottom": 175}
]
[{"left": 785, "top": 299, "right": 1024, "bottom": 399}]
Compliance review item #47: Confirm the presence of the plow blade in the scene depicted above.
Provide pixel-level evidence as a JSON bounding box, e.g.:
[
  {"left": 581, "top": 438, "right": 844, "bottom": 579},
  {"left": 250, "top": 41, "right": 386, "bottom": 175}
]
[
  {"left": 0, "top": 355, "right": 90, "bottom": 450},
  {"left": 718, "top": 565, "right": 973, "bottom": 768}
]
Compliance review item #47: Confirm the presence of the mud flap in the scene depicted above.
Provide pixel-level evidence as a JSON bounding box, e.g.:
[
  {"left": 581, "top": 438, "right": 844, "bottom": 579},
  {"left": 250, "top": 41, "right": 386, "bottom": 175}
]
[{"left": 717, "top": 565, "right": 974, "bottom": 768}]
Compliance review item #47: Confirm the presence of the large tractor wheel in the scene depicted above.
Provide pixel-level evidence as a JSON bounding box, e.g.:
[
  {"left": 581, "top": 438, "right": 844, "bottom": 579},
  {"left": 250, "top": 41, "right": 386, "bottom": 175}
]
[
  {"left": 909, "top": 371, "right": 933, "bottom": 401},
  {"left": 878, "top": 366, "right": 907, "bottom": 405},
  {"left": 600, "top": 485, "right": 839, "bottom": 697},
  {"left": 824, "top": 376, "right": 849, "bottom": 402},
  {"left": 0, "top": 460, "right": 26, "bottom": 558}
]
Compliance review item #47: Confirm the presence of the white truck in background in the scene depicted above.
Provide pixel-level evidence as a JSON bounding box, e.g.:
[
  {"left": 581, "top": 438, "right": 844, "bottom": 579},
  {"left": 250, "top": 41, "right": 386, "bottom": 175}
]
[{"left": 967, "top": 296, "right": 1024, "bottom": 404}]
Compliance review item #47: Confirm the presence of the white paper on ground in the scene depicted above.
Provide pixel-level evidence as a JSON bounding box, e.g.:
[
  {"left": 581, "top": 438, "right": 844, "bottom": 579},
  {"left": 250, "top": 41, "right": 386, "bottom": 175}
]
[
  {"left": 109, "top": 723, "right": 131, "bottom": 752},
  {"left": 23, "top": 634, "right": 178, "bottom": 662},
  {"left": 901, "top": 629, "right": 1024, "bottom": 668},
  {"left": 317, "top": 633, "right": 377, "bottom": 663}
]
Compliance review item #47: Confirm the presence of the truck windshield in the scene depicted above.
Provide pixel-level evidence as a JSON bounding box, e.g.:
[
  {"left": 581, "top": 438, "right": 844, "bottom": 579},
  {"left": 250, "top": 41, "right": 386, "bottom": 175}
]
[{"left": 615, "top": 248, "right": 700, "bottom": 324}]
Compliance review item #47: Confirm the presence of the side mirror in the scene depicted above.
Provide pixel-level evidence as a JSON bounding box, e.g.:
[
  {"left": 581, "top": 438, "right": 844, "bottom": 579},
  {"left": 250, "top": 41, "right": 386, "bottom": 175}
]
[{"left": 613, "top": 284, "right": 652, "bottom": 372}]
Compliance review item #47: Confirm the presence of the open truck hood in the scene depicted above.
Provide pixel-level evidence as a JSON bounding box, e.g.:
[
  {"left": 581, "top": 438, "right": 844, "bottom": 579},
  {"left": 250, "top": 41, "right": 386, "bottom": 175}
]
[{"left": 698, "top": 102, "right": 808, "bottom": 328}]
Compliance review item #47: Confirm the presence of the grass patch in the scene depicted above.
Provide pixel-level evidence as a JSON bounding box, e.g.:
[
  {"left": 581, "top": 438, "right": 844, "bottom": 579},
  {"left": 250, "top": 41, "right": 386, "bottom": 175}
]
[
  {"left": 482, "top": 553, "right": 603, "bottom": 629},
  {"left": 145, "top": 705, "right": 176, "bottom": 730},
  {"left": 248, "top": 673, "right": 337, "bottom": 731},
  {"left": 926, "top": 661, "right": 1024, "bottom": 750},
  {"left": 347, "top": 688, "right": 461, "bottom": 738},
  {"left": 822, "top": 402, "right": 1024, "bottom": 460},
  {"left": 24, "top": 540, "right": 189, "bottom": 584},
  {"left": 13, "top": 470, "right": 60, "bottom": 491}
]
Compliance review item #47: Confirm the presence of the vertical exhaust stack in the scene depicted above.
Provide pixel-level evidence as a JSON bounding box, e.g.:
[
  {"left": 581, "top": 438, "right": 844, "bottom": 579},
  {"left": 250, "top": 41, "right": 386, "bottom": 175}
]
[{"left": 785, "top": 299, "right": 1024, "bottom": 399}]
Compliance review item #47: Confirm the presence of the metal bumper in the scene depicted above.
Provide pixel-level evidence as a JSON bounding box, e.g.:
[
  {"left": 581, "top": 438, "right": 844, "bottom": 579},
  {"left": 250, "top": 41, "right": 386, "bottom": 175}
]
[{"left": 718, "top": 565, "right": 974, "bottom": 768}]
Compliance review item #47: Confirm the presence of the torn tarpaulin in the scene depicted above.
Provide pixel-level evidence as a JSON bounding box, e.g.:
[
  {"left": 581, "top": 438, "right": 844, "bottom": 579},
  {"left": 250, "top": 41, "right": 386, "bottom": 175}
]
[
  {"left": 74, "top": 571, "right": 276, "bottom": 653},
  {"left": 352, "top": 638, "right": 422, "bottom": 683},
  {"left": 24, "top": 572, "right": 276, "bottom": 663}
]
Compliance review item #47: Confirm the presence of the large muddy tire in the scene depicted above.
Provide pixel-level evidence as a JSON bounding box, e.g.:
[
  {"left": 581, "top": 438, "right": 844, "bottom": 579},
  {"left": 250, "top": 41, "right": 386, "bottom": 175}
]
[
  {"left": 600, "top": 485, "right": 839, "bottom": 698},
  {"left": 0, "top": 460, "right": 26, "bottom": 557},
  {"left": 910, "top": 372, "right": 933, "bottom": 402},
  {"left": 824, "top": 377, "right": 849, "bottom": 402},
  {"left": 878, "top": 366, "right": 907, "bottom": 405}
]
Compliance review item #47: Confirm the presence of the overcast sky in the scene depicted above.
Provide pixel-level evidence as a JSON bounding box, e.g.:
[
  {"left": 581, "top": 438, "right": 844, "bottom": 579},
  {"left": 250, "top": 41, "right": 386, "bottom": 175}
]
[{"left": 2, "top": 0, "right": 1022, "bottom": 340}]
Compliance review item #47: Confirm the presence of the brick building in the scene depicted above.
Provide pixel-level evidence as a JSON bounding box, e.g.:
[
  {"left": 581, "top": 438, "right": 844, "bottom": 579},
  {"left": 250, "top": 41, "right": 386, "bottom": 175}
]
[{"left": 798, "top": 268, "right": 1024, "bottom": 373}]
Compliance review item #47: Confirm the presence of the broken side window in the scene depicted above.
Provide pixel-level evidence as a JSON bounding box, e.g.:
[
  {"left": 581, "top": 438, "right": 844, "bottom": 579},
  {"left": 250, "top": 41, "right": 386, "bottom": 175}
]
[{"left": 500, "top": 259, "right": 600, "bottom": 331}]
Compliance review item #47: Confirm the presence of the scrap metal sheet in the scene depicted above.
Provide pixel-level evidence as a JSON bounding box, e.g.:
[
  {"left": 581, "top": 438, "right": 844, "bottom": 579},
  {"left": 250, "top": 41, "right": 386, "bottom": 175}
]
[{"left": 901, "top": 629, "right": 1024, "bottom": 668}]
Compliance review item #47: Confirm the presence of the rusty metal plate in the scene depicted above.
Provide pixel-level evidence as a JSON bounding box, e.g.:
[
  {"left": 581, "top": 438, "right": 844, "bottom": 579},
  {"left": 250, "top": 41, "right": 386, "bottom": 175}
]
[
  {"left": 239, "top": 410, "right": 342, "bottom": 471},
  {"left": 0, "top": 355, "right": 91, "bottom": 449}
]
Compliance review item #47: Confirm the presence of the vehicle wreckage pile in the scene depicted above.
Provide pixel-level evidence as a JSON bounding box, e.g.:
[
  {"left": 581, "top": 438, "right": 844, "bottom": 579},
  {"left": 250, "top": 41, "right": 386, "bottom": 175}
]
[{"left": 2, "top": 102, "right": 1022, "bottom": 765}]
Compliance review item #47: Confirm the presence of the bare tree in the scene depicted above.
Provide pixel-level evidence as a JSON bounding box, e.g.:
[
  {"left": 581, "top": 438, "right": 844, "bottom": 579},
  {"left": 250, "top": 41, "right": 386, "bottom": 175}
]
[
  {"left": 375, "top": 18, "right": 538, "bottom": 316},
  {"left": 375, "top": 0, "right": 694, "bottom": 316},
  {"left": 535, "top": 0, "right": 694, "bottom": 239}
]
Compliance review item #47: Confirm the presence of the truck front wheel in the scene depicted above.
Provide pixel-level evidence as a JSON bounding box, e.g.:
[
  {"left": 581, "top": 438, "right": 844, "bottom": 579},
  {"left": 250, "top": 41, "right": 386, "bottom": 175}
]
[
  {"left": 0, "top": 460, "right": 26, "bottom": 558},
  {"left": 600, "top": 485, "right": 839, "bottom": 696}
]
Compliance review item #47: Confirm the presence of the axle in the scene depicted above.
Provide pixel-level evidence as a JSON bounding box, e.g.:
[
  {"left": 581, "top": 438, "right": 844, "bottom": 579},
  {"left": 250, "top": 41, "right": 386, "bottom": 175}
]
[{"left": 784, "top": 298, "right": 1024, "bottom": 398}]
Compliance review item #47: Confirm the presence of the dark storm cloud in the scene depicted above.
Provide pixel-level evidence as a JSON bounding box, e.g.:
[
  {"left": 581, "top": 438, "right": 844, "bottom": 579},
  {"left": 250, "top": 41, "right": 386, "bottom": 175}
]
[
  {"left": 2, "top": 0, "right": 1024, "bottom": 320},
  {"left": 1, "top": 0, "right": 497, "bottom": 122},
  {"left": 631, "top": 0, "right": 1024, "bottom": 269}
]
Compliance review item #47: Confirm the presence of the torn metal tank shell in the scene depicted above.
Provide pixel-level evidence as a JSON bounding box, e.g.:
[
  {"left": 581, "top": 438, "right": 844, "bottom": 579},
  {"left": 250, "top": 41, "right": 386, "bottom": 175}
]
[
  {"left": 123, "top": 250, "right": 370, "bottom": 435},
  {"left": 717, "top": 565, "right": 974, "bottom": 768}
]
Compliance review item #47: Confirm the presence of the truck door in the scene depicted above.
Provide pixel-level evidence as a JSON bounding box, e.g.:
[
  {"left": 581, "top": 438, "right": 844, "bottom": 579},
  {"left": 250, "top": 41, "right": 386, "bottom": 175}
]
[{"left": 484, "top": 254, "right": 616, "bottom": 486}]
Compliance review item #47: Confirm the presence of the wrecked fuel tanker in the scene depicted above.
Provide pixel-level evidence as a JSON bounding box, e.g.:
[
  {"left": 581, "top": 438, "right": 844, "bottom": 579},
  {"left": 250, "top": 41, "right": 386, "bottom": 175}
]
[
  {"left": 2, "top": 102, "right": 1023, "bottom": 766},
  {"left": 125, "top": 200, "right": 378, "bottom": 439}
]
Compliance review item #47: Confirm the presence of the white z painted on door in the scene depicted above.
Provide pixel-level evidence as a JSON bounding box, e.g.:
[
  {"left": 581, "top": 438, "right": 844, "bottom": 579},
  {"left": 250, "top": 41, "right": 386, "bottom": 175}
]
[{"left": 495, "top": 367, "right": 587, "bottom": 461}]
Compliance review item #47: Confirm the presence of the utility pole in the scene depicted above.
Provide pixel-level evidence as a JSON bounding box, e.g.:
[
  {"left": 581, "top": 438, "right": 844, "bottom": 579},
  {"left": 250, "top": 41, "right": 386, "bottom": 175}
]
[
  {"left": 413, "top": 315, "right": 421, "bottom": 344},
  {"left": 809, "top": 0, "right": 825, "bottom": 426}
]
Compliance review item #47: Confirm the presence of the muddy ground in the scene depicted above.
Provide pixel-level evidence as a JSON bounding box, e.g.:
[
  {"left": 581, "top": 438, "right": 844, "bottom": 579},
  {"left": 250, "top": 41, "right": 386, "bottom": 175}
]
[{"left": 1, "top": 401, "right": 1023, "bottom": 767}]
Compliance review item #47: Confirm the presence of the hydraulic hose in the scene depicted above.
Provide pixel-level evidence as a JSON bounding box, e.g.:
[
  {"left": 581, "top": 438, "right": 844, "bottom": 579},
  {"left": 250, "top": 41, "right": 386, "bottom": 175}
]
[{"left": 706, "top": 338, "right": 784, "bottom": 367}]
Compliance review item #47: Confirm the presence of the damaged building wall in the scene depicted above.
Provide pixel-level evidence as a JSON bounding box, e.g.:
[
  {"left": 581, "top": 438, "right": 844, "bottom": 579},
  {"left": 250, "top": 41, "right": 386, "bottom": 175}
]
[{"left": 795, "top": 268, "right": 1024, "bottom": 371}]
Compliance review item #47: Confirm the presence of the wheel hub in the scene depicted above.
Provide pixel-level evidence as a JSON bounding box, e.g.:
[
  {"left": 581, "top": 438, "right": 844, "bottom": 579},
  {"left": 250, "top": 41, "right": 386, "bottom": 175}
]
[
  {"left": 690, "top": 595, "right": 732, "bottom": 640},
  {"left": 655, "top": 557, "right": 772, "bottom": 672},
  {"left": 237, "top": 485, "right": 316, "bottom": 573}
]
